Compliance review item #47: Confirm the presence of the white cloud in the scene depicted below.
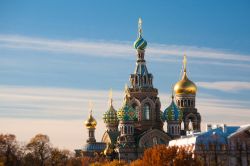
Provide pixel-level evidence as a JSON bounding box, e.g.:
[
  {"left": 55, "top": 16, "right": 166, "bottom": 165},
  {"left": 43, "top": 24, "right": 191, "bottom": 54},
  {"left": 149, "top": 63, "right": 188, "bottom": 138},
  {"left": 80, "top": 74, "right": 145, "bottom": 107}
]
[
  {"left": 1, "top": 34, "right": 250, "bottom": 65},
  {"left": 197, "top": 81, "right": 250, "bottom": 92},
  {"left": 0, "top": 85, "right": 249, "bottom": 151}
]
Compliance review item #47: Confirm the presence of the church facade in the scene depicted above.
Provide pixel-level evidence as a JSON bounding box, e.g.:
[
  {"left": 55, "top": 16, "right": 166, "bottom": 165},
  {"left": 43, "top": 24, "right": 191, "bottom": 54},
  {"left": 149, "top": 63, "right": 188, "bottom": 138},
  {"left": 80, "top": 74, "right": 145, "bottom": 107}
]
[{"left": 80, "top": 18, "right": 201, "bottom": 161}]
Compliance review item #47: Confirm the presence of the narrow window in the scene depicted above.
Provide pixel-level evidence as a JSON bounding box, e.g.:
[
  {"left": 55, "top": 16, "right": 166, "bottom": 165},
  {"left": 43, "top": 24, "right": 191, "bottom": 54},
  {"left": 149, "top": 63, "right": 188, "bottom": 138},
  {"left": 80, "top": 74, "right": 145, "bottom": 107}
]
[{"left": 144, "top": 104, "right": 150, "bottom": 120}]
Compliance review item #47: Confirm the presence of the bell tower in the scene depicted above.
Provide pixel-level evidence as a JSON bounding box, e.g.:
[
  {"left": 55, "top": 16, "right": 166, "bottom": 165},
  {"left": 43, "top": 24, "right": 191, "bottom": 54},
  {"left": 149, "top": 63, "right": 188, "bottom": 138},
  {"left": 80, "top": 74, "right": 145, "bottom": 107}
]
[
  {"left": 174, "top": 55, "right": 201, "bottom": 132},
  {"left": 125, "top": 18, "right": 163, "bottom": 134}
]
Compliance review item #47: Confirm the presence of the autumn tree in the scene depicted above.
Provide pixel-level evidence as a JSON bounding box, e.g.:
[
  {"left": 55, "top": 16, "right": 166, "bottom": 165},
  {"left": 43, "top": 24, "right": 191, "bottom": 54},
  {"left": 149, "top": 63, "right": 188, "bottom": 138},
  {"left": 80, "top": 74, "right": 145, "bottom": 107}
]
[
  {"left": 49, "top": 148, "right": 71, "bottom": 166},
  {"left": 26, "top": 134, "right": 52, "bottom": 166},
  {"left": 0, "top": 134, "right": 22, "bottom": 166},
  {"left": 130, "top": 145, "right": 201, "bottom": 166}
]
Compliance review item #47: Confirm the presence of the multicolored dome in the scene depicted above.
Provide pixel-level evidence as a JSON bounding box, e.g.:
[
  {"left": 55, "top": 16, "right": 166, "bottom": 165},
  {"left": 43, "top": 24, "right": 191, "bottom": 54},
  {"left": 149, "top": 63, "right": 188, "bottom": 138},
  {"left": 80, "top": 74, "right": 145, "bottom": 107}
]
[
  {"left": 85, "top": 111, "right": 97, "bottom": 128},
  {"left": 133, "top": 35, "right": 147, "bottom": 50},
  {"left": 103, "top": 104, "right": 119, "bottom": 124},
  {"left": 117, "top": 99, "right": 137, "bottom": 121},
  {"left": 163, "top": 97, "right": 182, "bottom": 122},
  {"left": 133, "top": 18, "right": 147, "bottom": 50}
]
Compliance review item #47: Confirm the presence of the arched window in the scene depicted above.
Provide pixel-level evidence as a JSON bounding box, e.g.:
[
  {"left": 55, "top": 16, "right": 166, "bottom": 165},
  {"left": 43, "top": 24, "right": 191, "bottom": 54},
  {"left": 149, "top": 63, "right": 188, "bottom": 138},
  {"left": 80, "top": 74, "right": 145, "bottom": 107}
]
[
  {"left": 171, "top": 126, "right": 174, "bottom": 134},
  {"left": 188, "top": 100, "right": 190, "bottom": 107},
  {"left": 125, "top": 126, "right": 127, "bottom": 134},
  {"left": 178, "top": 100, "right": 180, "bottom": 107},
  {"left": 144, "top": 104, "right": 150, "bottom": 120},
  {"left": 181, "top": 100, "right": 183, "bottom": 107}
]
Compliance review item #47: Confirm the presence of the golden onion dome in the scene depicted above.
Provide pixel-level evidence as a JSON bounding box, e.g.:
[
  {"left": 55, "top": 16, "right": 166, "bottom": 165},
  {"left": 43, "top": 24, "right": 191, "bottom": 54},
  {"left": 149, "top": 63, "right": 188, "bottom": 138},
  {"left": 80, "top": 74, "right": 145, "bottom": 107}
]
[
  {"left": 174, "top": 55, "right": 197, "bottom": 95},
  {"left": 84, "top": 110, "right": 97, "bottom": 128},
  {"left": 174, "top": 72, "right": 197, "bottom": 95}
]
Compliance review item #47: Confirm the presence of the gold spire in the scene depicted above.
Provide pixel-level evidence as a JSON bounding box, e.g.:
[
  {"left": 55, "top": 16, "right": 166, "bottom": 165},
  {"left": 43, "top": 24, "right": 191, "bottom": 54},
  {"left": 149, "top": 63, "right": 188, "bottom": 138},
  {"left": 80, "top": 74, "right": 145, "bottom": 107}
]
[
  {"left": 138, "top": 17, "right": 142, "bottom": 37},
  {"left": 174, "top": 55, "right": 197, "bottom": 95},
  {"left": 183, "top": 54, "right": 187, "bottom": 73}
]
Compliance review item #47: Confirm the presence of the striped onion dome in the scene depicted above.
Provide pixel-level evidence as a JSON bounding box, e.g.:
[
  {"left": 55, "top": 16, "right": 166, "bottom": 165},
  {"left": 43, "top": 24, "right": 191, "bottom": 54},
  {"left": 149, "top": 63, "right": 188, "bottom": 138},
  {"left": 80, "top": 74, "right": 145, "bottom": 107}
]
[{"left": 133, "top": 35, "right": 147, "bottom": 50}]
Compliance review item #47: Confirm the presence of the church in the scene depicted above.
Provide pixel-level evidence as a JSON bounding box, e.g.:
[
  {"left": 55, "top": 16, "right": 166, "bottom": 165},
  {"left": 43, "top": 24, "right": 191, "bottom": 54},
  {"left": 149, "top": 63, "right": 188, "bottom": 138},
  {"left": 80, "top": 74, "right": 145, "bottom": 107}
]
[{"left": 79, "top": 18, "right": 202, "bottom": 161}]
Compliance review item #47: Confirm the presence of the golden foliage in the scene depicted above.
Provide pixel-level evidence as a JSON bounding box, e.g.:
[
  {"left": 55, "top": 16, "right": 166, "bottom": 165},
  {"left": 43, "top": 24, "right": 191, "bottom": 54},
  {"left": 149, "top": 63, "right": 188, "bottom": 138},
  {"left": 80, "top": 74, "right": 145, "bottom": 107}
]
[{"left": 130, "top": 145, "right": 202, "bottom": 166}]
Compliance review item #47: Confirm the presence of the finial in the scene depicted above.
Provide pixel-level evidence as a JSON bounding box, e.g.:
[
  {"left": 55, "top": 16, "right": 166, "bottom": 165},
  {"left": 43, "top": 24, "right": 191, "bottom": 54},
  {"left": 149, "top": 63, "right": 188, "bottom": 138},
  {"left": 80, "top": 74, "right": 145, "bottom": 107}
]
[
  {"left": 171, "top": 86, "right": 174, "bottom": 100},
  {"left": 109, "top": 88, "right": 113, "bottom": 106},
  {"left": 89, "top": 100, "right": 93, "bottom": 115},
  {"left": 138, "top": 17, "right": 142, "bottom": 37},
  {"left": 183, "top": 54, "right": 187, "bottom": 73}
]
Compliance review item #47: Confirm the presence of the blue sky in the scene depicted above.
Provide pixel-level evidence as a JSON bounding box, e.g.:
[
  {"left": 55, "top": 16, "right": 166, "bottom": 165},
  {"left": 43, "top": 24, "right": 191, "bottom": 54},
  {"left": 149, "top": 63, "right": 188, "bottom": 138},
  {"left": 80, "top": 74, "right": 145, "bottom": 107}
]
[{"left": 0, "top": 1, "right": 250, "bottom": 150}]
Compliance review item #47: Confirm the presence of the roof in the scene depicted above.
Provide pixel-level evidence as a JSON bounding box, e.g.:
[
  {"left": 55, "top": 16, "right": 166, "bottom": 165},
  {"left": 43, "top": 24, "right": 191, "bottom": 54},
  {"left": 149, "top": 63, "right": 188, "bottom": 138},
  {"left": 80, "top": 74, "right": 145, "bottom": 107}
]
[
  {"left": 228, "top": 124, "right": 250, "bottom": 138},
  {"left": 106, "top": 131, "right": 119, "bottom": 146},
  {"left": 169, "top": 124, "right": 249, "bottom": 148},
  {"left": 82, "top": 142, "right": 106, "bottom": 152}
]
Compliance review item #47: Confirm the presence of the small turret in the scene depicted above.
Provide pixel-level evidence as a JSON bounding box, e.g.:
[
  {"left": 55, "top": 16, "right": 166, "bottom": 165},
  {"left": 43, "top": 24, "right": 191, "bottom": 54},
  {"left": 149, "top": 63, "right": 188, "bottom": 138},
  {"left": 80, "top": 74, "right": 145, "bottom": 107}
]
[
  {"left": 103, "top": 89, "right": 119, "bottom": 132},
  {"left": 85, "top": 101, "right": 97, "bottom": 143},
  {"left": 163, "top": 93, "right": 182, "bottom": 138}
]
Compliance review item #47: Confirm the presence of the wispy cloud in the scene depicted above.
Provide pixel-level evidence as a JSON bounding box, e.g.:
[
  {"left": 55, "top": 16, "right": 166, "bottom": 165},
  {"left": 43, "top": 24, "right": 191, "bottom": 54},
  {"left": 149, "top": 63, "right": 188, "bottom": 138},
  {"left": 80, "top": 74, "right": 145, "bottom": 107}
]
[
  {"left": 1, "top": 34, "right": 250, "bottom": 65},
  {"left": 197, "top": 81, "right": 250, "bottom": 92},
  {"left": 0, "top": 85, "right": 249, "bottom": 150},
  {"left": 0, "top": 85, "right": 249, "bottom": 122}
]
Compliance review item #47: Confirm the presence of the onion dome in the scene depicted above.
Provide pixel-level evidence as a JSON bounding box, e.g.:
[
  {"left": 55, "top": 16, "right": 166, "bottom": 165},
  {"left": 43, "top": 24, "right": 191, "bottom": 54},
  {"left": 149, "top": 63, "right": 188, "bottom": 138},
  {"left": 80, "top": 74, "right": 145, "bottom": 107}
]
[
  {"left": 174, "top": 55, "right": 197, "bottom": 95},
  {"left": 133, "top": 18, "right": 147, "bottom": 50},
  {"left": 117, "top": 97, "right": 137, "bottom": 121},
  {"left": 85, "top": 112, "right": 97, "bottom": 128},
  {"left": 134, "top": 35, "right": 147, "bottom": 50},
  {"left": 103, "top": 90, "right": 119, "bottom": 124},
  {"left": 84, "top": 102, "right": 97, "bottom": 128},
  {"left": 103, "top": 104, "right": 118, "bottom": 124},
  {"left": 163, "top": 96, "right": 183, "bottom": 122}
]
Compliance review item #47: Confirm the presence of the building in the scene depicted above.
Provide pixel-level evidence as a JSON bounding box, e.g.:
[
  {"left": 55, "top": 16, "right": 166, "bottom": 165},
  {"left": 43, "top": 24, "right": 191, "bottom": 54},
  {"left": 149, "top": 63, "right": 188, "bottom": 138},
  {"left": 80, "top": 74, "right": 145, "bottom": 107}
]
[
  {"left": 169, "top": 124, "right": 250, "bottom": 166},
  {"left": 78, "top": 18, "right": 202, "bottom": 162}
]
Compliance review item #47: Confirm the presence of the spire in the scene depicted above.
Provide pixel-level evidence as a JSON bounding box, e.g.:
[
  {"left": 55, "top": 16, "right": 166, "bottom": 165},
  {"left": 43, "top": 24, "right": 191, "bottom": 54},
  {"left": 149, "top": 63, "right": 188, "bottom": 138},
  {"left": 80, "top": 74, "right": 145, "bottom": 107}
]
[
  {"left": 171, "top": 85, "right": 174, "bottom": 100},
  {"left": 109, "top": 88, "right": 113, "bottom": 106},
  {"left": 138, "top": 17, "right": 142, "bottom": 37},
  {"left": 179, "top": 54, "right": 188, "bottom": 80},
  {"left": 123, "top": 84, "right": 129, "bottom": 105},
  {"left": 183, "top": 54, "right": 187, "bottom": 73},
  {"left": 89, "top": 100, "right": 93, "bottom": 116},
  {"left": 134, "top": 18, "right": 147, "bottom": 50}
]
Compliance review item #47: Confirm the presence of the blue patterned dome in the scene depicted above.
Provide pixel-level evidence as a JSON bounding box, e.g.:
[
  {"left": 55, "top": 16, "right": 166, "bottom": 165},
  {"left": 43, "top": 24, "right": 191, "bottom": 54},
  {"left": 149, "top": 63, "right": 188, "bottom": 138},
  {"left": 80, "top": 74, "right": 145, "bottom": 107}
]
[
  {"left": 103, "top": 104, "right": 119, "bottom": 124},
  {"left": 163, "top": 98, "right": 183, "bottom": 122},
  {"left": 117, "top": 99, "right": 137, "bottom": 121},
  {"left": 133, "top": 35, "right": 147, "bottom": 50}
]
